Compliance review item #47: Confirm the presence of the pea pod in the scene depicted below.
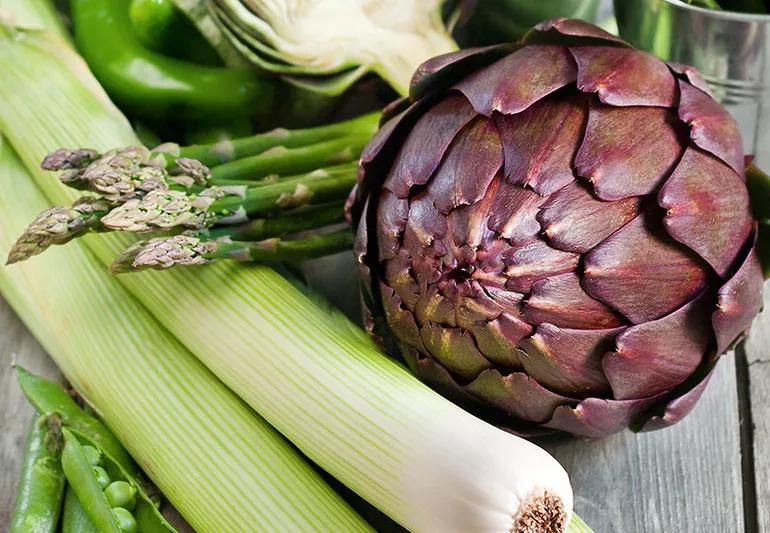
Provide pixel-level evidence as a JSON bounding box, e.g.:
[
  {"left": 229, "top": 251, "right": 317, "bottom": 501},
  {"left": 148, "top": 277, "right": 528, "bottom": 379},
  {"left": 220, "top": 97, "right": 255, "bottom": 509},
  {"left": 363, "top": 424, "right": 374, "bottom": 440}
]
[
  {"left": 61, "top": 486, "right": 98, "bottom": 533},
  {"left": 17, "top": 368, "right": 174, "bottom": 532},
  {"left": 70, "top": 0, "right": 275, "bottom": 121},
  {"left": 61, "top": 428, "right": 123, "bottom": 533},
  {"left": 70, "top": 431, "right": 176, "bottom": 533},
  {"left": 15, "top": 365, "right": 136, "bottom": 476},
  {"left": 9, "top": 415, "right": 66, "bottom": 533}
]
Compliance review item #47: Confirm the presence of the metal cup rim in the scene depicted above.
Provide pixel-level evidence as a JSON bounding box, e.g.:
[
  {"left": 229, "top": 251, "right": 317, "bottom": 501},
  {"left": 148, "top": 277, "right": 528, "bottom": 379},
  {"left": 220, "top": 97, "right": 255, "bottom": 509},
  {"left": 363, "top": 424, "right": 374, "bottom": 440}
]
[{"left": 662, "top": 0, "right": 770, "bottom": 21}]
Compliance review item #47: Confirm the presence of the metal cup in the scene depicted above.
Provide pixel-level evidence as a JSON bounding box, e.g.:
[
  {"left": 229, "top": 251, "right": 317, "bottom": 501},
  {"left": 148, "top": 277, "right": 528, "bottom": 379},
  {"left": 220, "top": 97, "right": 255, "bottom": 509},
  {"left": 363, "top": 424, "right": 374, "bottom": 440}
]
[{"left": 615, "top": 0, "right": 770, "bottom": 166}]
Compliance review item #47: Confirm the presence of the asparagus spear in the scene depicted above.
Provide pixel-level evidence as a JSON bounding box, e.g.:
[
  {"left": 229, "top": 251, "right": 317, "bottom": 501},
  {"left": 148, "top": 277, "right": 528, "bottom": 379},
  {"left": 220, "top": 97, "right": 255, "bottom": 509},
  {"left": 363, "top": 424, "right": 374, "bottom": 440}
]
[
  {"left": 204, "top": 201, "right": 346, "bottom": 241},
  {"left": 173, "top": 112, "right": 379, "bottom": 166},
  {"left": 111, "top": 229, "right": 354, "bottom": 272},
  {"left": 6, "top": 198, "right": 110, "bottom": 264},
  {"left": 9, "top": 157, "right": 356, "bottom": 262}
]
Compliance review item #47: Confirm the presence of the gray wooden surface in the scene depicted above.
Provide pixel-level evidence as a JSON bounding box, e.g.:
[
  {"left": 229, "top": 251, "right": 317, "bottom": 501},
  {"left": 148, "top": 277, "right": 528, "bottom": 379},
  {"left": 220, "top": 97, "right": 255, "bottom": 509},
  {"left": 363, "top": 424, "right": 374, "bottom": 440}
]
[
  {"left": 1, "top": 283, "right": 768, "bottom": 533},
  {"left": 0, "top": 297, "right": 58, "bottom": 529},
  {"left": 745, "top": 291, "right": 770, "bottom": 533}
]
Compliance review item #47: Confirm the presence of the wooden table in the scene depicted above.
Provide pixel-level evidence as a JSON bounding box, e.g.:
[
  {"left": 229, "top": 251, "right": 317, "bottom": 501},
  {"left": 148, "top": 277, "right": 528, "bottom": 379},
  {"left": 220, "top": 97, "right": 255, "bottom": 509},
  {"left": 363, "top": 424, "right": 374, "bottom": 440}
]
[{"left": 1, "top": 282, "right": 768, "bottom": 532}]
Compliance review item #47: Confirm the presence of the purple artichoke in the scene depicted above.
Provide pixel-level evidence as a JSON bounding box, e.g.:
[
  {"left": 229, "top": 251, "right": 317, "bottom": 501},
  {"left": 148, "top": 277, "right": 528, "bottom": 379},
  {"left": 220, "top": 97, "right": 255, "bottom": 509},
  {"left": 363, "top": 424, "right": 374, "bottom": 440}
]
[{"left": 348, "top": 19, "right": 764, "bottom": 438}]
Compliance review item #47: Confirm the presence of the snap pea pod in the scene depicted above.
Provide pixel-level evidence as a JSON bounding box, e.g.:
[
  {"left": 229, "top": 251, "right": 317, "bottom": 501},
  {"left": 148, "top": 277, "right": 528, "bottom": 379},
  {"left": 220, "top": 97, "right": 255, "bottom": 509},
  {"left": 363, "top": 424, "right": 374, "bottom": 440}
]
[
  {"left": 15, "top": 366, "right": 136, "bottom": 476},
  {"left": 61, "top": 429, "right": 124, "bottom": 533},
  {"left": 62, "top": 486, "right": 98, "bottom": 533},
  {"left": 9, "top": 415, "right": 66, "bottom": 533}
]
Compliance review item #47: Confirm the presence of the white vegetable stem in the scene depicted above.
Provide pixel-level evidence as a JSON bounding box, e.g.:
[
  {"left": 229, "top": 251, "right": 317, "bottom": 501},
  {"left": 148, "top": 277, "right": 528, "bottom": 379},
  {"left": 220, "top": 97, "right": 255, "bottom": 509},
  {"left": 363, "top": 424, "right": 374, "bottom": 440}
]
[{"left": 0, "top": 21, "right": 575, "bottom": 533}]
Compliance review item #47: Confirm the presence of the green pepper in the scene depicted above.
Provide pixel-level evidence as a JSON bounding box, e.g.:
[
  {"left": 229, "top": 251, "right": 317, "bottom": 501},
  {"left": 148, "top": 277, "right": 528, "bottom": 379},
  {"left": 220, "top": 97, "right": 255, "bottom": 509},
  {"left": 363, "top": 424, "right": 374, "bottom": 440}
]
[
  {"left": 129, "top": 0, "right": 177, "bottom": 50},
  {"left": 70, "top": 0, "right": 275, "bottom": 121},
  {"left": 128, "top": 0, "right": 221, "bottom": 65}
]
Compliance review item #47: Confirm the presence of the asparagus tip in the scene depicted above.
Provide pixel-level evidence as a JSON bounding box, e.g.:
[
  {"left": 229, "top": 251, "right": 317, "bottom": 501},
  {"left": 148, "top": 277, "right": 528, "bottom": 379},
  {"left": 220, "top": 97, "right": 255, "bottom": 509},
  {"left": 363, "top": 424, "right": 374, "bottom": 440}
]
[
  {"left": 111, "top": 235, "right": 217, "bottom": 273},
  {"left": 40, "top": 148, "right": 99, "bottom": 171},
  {"left": 5, "top": 251, "right": 21, "bottom": 265},
  {"left": 101, "top": 190, "right": 212, "bottom": 232},
  {"left": 7, "top": 200, "right": 108, "bottom": 264},
  {"left": 174, "top": 157, "right": 211, "bottom": 184},
  {"left": 6, "top": 206, "right": 71, "bottom": 264}
]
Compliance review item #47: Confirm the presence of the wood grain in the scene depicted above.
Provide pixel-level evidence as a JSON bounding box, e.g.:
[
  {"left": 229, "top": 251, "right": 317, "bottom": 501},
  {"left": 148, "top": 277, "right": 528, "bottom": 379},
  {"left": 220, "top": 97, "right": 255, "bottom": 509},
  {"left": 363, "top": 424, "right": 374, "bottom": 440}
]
[
  {"left": 744, "top": 290, "right": 770, "bottom": 533},
  {"left": 541, "top": 357, "right": 745, "bottom": 533},
  {"left": 0, "top": 296, "right": 60, "bottom": 529}
]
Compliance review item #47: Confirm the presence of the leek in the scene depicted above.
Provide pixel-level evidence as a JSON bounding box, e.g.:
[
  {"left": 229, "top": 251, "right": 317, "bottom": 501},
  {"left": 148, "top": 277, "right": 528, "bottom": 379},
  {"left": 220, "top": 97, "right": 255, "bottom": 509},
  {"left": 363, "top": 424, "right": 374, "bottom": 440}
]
[{"left": 0, "top": 20, "right": 584, "bottom": 533}]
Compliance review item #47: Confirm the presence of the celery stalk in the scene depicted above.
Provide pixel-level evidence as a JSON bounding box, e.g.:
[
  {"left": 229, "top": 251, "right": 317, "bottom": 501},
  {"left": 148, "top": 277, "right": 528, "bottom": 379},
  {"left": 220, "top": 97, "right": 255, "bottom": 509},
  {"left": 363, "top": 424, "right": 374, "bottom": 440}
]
[{"left": 0, "top": 21, "right": 581, "bottom": 533}]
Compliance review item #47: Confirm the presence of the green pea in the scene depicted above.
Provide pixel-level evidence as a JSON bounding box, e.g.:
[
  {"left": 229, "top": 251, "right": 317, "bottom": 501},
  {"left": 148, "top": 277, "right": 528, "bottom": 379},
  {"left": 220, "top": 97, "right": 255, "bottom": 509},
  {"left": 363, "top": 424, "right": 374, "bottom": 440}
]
[
  {"left": 104, "top": 481, "right": 137, "bottom": 511},
  {"left": 112, "top": 507, "right": 138, "bottom": 533},
  {"left": 82, "top": 445, "right": 102, "bottom": 466},
  {"left": 92, "top": 466, "right": 111, "bottom": 489}
]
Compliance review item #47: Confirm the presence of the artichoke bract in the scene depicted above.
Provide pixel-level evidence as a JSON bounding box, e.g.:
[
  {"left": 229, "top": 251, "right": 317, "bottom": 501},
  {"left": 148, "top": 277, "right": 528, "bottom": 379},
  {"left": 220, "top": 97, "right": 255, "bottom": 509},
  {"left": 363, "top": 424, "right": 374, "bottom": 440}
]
[{"left": 349, "top": 18, "right": 765, "bottom": 438}]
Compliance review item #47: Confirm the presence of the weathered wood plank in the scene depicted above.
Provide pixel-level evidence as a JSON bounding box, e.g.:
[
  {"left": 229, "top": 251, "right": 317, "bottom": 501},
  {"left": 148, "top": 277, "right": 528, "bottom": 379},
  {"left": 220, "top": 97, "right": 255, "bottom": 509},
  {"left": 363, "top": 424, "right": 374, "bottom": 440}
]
[
  {"left": 0, "top": 296, "right": 60, "bottom": 530},
  {"left": 541, "top": 357, "right": 745, "bottom": 533},
  {"left": 744, "top": 291, "right": 770, "bottom": 533}
]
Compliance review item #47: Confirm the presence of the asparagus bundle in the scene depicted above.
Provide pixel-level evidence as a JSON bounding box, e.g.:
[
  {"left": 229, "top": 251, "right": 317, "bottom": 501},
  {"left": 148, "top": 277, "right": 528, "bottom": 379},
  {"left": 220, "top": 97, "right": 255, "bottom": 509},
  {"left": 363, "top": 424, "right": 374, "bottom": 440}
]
[{"left": 8, "top": 114, "right": 378, "bottom": 271}]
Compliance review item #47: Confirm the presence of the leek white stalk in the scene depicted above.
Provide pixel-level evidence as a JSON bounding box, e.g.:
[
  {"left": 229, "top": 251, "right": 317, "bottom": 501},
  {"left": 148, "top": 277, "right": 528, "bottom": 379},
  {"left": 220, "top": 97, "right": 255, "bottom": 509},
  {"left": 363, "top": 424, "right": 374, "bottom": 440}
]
[
  {"left": 0, "top": 19, "right": 580, "bottom": 533},
  {"left": 0, "top": 137, "right": 370, "bottom": 532}
]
